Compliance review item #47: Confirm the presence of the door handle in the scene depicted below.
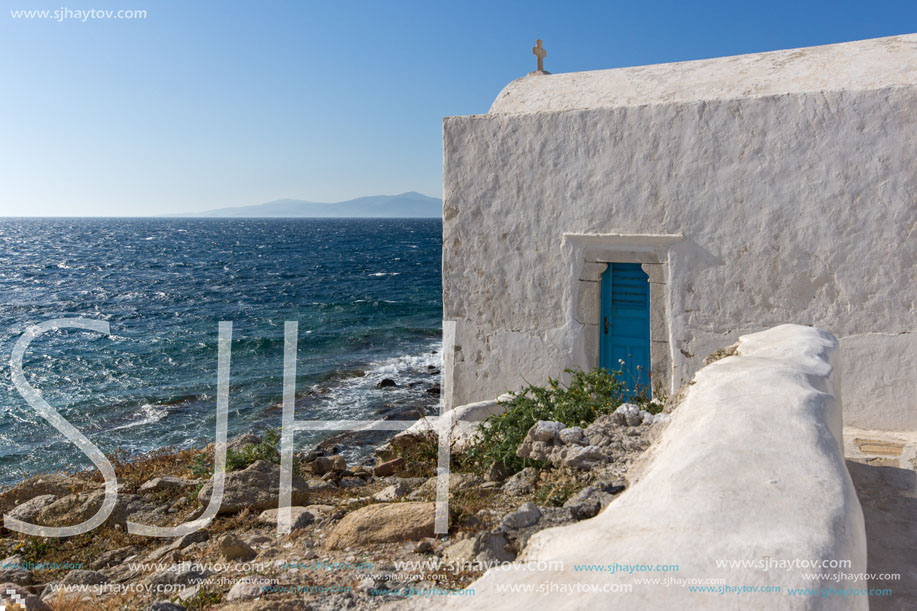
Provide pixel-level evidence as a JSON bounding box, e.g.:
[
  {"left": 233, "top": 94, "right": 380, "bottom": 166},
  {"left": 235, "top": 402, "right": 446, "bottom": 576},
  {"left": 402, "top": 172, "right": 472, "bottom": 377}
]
[{"left": 604, "top": 316, "right": 609, "bottom": 335}]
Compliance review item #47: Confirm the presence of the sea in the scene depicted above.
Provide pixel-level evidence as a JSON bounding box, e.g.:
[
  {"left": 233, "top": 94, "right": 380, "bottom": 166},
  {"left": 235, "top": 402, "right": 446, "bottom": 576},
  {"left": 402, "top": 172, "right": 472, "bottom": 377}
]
[{"left": 0, "top": 217, "right": 443, "bottom": 486}]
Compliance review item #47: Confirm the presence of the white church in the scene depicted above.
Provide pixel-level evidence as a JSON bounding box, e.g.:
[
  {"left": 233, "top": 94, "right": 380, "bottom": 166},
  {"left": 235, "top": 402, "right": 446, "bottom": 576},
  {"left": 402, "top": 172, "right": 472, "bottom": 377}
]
[{"left": 441, "top": 34, "right": 916, "bottom": 432}]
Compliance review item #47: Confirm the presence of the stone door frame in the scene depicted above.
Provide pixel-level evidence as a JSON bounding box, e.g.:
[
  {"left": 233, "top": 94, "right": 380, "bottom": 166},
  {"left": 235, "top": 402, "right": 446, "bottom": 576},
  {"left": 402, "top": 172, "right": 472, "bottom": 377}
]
[{"left": 563, "top": 233, "right": 683, "bottom": 397}]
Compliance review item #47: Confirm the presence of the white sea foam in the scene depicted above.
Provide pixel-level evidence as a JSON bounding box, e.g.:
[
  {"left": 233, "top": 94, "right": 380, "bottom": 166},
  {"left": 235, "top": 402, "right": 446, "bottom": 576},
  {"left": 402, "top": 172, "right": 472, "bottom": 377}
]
[{"left": 109, "top": 403, "right": 168, "bottom": 431}]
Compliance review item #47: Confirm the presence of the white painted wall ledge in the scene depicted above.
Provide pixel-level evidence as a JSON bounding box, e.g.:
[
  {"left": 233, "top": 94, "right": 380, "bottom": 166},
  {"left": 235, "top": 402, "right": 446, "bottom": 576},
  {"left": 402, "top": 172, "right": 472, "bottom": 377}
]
[{"left": 429, "top": 324, "right": 868, "bottom": 610}]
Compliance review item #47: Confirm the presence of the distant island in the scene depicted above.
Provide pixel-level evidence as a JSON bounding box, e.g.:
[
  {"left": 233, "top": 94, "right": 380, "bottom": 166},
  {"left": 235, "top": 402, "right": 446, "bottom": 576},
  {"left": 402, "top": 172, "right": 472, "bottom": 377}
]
[{"left": 169, "top": 192, "right": 442, "bottom": 218}]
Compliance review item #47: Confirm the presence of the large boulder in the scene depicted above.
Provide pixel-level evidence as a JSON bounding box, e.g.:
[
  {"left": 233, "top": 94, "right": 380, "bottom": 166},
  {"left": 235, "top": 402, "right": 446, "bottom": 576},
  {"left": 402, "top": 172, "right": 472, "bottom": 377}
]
[
  {"left": 325, "top": 502, "right": 435, "bottom": 549},
  {"left": 6, "top": 495, "right": 58, "bottom": 523},
  {"left": 38, "top": 491, "right": 163, "bottom": 527},
  {"left": 8, "top": 473, "right": 84, "bottom": 503},
  {"left": 197, "top": 460, "right": 308, "bottom": 514}
]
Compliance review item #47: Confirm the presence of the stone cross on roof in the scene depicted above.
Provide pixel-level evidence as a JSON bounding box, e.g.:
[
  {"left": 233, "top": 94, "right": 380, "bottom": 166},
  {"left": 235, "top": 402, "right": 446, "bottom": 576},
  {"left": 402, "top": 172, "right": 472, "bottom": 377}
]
[{"left": 532, "top": 39, "right": 549, "bottom": 74}]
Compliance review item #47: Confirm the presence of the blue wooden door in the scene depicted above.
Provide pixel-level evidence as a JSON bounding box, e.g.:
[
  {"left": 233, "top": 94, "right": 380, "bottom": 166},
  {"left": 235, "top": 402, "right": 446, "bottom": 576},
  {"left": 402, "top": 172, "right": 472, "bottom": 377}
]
[{"left": 600, "top": 263, "right": 651, "bottom": 398}]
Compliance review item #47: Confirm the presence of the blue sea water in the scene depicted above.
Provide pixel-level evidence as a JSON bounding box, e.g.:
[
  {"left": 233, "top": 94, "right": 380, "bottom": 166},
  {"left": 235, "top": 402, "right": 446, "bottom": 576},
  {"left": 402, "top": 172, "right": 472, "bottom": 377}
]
[{"left": 0, "top": 218, "right": 442, "bottom": 485}]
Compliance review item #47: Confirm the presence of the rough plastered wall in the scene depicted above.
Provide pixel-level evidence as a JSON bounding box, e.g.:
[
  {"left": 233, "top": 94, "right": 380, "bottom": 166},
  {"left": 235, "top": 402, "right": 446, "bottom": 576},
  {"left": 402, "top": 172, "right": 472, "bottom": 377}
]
[
  {"left": 417, "top": 325, "right": 867, "bottom": 611},
  {"left": 442, "top": 85, "right": 916, "bottom": 430}
]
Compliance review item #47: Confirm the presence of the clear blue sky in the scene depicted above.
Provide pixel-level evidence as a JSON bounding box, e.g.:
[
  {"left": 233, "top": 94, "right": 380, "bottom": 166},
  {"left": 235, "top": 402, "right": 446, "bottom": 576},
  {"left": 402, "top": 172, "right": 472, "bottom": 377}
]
[{"left": 1, "top": 0, "right": 913, "bottom": 216}]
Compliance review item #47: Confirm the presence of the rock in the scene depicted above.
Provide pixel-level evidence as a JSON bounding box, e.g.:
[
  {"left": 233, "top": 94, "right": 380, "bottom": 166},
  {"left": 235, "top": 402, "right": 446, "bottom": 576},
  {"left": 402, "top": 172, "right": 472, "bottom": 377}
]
[
  {"left": 225, "top": 576, "right": 273, "bottom": 602},
  {"left": 219, "top": 533, "right": 256, "bottom": 561},
  {"left": 373, "top": 457, "right": 404, "bottom": 477},
  {"left": 227, "top": 432, "right": 261, "bottom": 452},
  {"left": 531, "top": 421, "right": 565, "bottom": 442},
  {"left": 377, "top": 378, "right": 398, "bottom": 389},
  {"left": 90, "top": 546, "right": 137, "bottom": 570},
  {"left": 474, "top": 532, "right": 516, "bottom": 563},
  {"left": 249, "top": 535, "right": 272, "bottom": 546},
  {"left": 145, "top": 531, "right": 208, "bottom": 563},
  {"left": 39, "top": 490, "right": 163, "bottom": 527},
  {"left": 484, "top": 462, "right": 511, "bottom": 482},
  {"left": 6, "top": 495, "right": 57, "bottom": 523},
  {"left": 500, "top": 502, "right": 542, "bottom": 530},
  {"left": 517, "top": 412, "right": 655, "bottom": 470},
  {"left": 0, "top": 583, "right": 50, "bottom": 610},
  {"left": 502, "top": 467, "right": 537, "bottom": 496},
  {"left": 0, "top": 555, "right": 31, "bottom": 586},
  {"left": 311, "top": 455, "right": 347, "bottom": 476},
  {"left": 197, "top": 460, "right": 308, "bottom": 514},
  {"left": 149, "top": 603, "right": 185, "bottom": 611},
  {"left": 339, "top": 477, "right": 365, "bottom": 489},
  {"left": 10, "top": 474, "right": 83, "bottom": 503},
  {"left": 414, "top": 538, "right": 435, "bottom": 553},
  {"left": 307, "top": 478, "right": 337, "bottom": 492},
  {"left": 408, "top": 473, "right": 481, "bottom": 499},
  {"left": 374, "top": 481, "right": 413, "bottom": 502},
  {"left": 442, "top": 537, "right": 476, "bottom": 562},
  {"left": 304, "top": 504, "right": 336, "bottom": 516},
  {"left": 563, "top": 485, "right": 616, "bottom": 520},
  {"left": 325, "top": 502, "right": 435, "bottom": 549},
  {"left": 558, "top": 426, "right": 587, "bottom": 445},
  {"left": 425, "top": 384, "right": 441, "bottom": 395},
  {"left": 41, "top": 569, "right": 107, "bottom": 598},
  {"left": 256, "top": 507, "right": 315, "bottom": 530},
  {"left": 147, "top": 562, "right": 208, "bottom": 587},
  {"left": 139, "top": 477, "right": 195, "bottom": 494},
  {"left": 612, "top": 403, "right": 651, "bottom": 427},
  {"left": 559, "top": 445, "right": 605, "bottom": 469},
  {"left": 373, "top": 481, "right": 413, "bottom": 501}
]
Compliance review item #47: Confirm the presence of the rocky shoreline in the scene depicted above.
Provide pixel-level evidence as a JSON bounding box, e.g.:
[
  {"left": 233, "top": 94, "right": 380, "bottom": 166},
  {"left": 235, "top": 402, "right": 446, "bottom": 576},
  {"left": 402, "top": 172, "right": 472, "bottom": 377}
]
[{"left": 0, "top": 396, "right": 669, "bottom": 611}]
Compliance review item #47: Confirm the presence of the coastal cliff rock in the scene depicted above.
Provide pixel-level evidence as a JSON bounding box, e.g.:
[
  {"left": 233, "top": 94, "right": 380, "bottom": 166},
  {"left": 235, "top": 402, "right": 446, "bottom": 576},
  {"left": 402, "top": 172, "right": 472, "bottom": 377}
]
[
  {"left": 325, "top": 502, "right": 435, "bottom": 549},
  {"left": 197, "top": 459, "right": 308, "bottom": 514}
]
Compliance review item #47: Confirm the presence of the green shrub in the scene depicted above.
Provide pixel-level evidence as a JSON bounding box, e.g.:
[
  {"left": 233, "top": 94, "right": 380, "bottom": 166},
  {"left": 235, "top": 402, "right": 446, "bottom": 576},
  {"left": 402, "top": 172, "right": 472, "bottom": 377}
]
[
  {"left": 463, "top": 368, "right": 626, "bottom": 474},
  {"left": 226, "top": 429, "right": 281, "bottom": 471}
]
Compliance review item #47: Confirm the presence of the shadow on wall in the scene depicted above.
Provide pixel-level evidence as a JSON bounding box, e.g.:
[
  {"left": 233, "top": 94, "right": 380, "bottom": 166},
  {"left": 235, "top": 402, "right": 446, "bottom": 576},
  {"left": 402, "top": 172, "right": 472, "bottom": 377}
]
[{"left": 846, "top": 460, "right": 917, "bottom": 610}]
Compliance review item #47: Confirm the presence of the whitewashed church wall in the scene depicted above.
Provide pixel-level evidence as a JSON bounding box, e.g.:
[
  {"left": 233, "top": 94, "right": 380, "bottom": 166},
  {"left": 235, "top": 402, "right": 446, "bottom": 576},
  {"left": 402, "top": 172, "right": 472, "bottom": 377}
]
[{"left": 442, "top": 85, "right": 916, "bottom": 430}]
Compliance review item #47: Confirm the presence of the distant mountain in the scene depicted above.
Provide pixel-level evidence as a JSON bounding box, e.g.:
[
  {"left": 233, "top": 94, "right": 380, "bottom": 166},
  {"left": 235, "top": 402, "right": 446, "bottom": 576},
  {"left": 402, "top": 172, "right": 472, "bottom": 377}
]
[{"left": 171, "top": 192, "right": 442, "bottom": 218}]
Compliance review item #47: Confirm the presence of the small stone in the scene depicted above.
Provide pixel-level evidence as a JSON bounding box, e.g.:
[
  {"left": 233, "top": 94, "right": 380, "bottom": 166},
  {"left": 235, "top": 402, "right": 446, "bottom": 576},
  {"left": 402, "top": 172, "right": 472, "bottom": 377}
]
[
  {"left": 613, "top": 403, "right": 646, "bottom": 426},
  {"left": 377, "top": 378, "right": 398, "bottom": 389},
  {"left": 219, "top": 533, "right": 256, "bottom": 561},
  {"left": 373, "top": 457, "right": 404, "bottom": 477},
  {"left": 564, "top": 486, "right": 615, "bottom": 520},
  {"left": 150, "top": 602, "right": 185, "bottom": 611},
  {"left": 560, "top": 445, "right": 605, "bottom": 469},
  {"left": 256, "top": 506, "right": 315, "bottom": 530},
  {"left": 530, "top": 421, "right": 565, "bottom": 442},
  {"left": 307, "top": 478, "right": 337, "bottom": 492},
  {"left": 558, "top": 426, "right": 587, "bottom": 445},
  {"left": 139, "top": 477, "right": 195, "bottom": 494},
  {"left": 339, "top": 477, "right": 366, "bottom": 488},
  {"left": 500, "top": 502, "right": 541, "bottom": 530},
  {"left": 225, "top": 576, "right": 273, "bottom": 602},
  {"left": 502, "top": 467, "right": 538, "bottom": 496},
  {"left": 484, "top": 462, "right": 511, "bottom": 482},
  {"left": 474, "top": 532, "right": 516, "bottom": 563},
  {"left": 414, "top": 538, "right": 435, "bottom": 553},
  {"left": 372, "top": 481, "right": 411, "bottom": 502},
  {"left": 425, "top": 384, "right": 441, "bottom": 395},
  {"left": 312, "top": 455, "right": 347, "bottom": 476}
]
